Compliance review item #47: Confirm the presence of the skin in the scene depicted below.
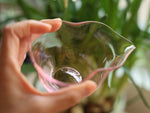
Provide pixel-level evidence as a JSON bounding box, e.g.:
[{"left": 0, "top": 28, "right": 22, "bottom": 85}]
[{"left": 0, "top": 18, "right": 97, "bottom": 113}]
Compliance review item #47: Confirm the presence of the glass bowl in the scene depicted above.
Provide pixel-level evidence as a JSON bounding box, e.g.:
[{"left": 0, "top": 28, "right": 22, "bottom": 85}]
[{"left": 29, "top": 21, "right": 135, "bottom": 92}]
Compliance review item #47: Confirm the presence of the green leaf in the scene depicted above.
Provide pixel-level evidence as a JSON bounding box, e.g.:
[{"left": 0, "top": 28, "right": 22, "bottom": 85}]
[
  {"left": 42, "top": 33, "right": 62, "bottom": 48},
  {"left": 45, "top": 0, "right": 65, "bottom": 18},
  {"left": 32, "top": 33, "right": 62, "bottom": 49},
  {"left": 100, "top": 0, "right": 119, "bottom": 29},
  {"left": 17, "top": 0, "right": 46, "bottom": 19},
  {"left": 77, "top": 0, "right": 100, "bottom": 21},
  {"left": 63, "top": 0, "right": 77, "bottom": 21},
  {"left": 0, "top": 0, "right": 16, "bottom": 5},
  {"left": 21, "top": 63, "right": 36, "bottom": 74},
  {"left": 122, "top": 0, "right": 142, "bottom": 37},
  {"left": 108, "top": 71, "right": 113, "bottom": 88}
]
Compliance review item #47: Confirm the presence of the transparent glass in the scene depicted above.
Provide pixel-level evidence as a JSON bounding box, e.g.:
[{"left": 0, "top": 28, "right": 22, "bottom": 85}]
[{"left": 29, "top": 21, "right": 135, "bottom": 92}]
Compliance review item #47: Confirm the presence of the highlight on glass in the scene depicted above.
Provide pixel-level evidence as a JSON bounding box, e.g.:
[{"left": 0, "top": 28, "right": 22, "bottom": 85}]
[{"left": 29, "top": 21, "right": 135, "bottom": 92}]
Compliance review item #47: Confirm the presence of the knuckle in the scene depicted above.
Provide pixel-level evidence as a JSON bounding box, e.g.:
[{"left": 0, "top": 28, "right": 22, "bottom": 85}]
[
  {"left": 28, "top": 19, "right": 37, "bottom": 25},
  {"left": 2, "top": 25, "right": 14, "bottom": 37},
  {"left": 3, "top": 24, "right": 11, "bottom": 32},
  {"left": 27, "top": 20, "right": 34, "bottom": 25}
]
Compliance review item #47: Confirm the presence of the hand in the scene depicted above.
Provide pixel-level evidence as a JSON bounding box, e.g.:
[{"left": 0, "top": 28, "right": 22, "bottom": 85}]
[{"left": 0, "top": 18, "right": 96, "bottom": 113}]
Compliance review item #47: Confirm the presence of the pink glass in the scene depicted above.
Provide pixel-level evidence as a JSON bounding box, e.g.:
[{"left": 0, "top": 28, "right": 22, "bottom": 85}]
[{"left": 29, "top": 21, "right": 135, "bottom": 92}]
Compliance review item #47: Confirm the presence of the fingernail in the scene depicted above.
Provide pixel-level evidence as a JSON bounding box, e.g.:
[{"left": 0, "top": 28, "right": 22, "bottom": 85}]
[
  {"left": 52, "top": 18, "right": 62, "bottom": 21},
  {"left": 41, "top": 18, "right": 62, "bottom": 22}
]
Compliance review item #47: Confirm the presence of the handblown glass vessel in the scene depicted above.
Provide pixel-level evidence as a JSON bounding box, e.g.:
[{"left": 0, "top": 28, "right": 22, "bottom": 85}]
[{"left": 29, "top": 21, "right": 135, "bottom": 92}]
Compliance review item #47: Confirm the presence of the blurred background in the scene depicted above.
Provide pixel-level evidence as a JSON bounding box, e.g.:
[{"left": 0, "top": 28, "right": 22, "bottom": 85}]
[{"left": 0, "top": 0, "right": 150, "bottom": 113}]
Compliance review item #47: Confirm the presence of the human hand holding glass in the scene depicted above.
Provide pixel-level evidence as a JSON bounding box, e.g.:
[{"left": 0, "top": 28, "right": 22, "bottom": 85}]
[{"left": 0, "top": 18, "right": 97, "bottom": 113}]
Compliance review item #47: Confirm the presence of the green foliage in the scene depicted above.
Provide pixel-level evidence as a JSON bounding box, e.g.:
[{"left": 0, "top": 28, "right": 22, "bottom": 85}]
[
  {"left": 0, "top": 0, "right": 150, "bottom": 110},
  {"left": 16, "top": 0, "right": 47, "bottom": 19},
  {"left": 21, "top": 63, "right": 36, "bottom": 74}
]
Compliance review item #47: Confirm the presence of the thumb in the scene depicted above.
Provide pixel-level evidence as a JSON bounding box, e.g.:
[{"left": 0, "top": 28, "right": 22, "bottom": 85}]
[{"left": 33, "top": 81, "right": 97, "bottom": 113}]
